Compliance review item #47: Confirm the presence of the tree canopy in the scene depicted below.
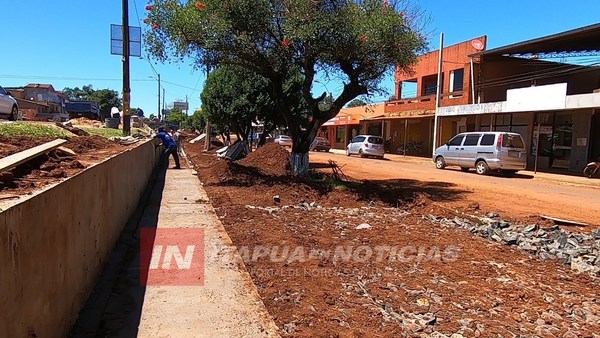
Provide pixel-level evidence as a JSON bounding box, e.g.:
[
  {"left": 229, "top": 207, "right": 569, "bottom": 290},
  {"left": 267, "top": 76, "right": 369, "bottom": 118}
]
[
  {"left": 164, "top": 108, "right": 186, "bottom": 125},
  {"left": 145, "top": 0, "right": 427, "bottom": 173},
  {"left": 347, "top": 98, "right": 367, "bottom": 107},
  {"left": 63, "top": 85, "right": 122, "bottom": 118}
]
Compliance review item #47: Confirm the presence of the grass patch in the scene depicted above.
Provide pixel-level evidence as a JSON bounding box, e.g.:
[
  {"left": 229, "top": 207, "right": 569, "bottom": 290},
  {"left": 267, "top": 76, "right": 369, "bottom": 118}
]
[
  {"left": 80, "top": 127, "right": 124, "bottom": 138},
  {"left": 0, "top": 122, "right": 67, "bottom": 138},
  {"left": 80, "top": 127, "right": 150, "bottom": 138}
]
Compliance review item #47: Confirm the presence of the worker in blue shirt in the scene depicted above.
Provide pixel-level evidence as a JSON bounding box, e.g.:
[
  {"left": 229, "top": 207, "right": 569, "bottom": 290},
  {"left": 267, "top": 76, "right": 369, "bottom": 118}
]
[{"left": 156, "top": 127, "right": 181, "bottom": 169}]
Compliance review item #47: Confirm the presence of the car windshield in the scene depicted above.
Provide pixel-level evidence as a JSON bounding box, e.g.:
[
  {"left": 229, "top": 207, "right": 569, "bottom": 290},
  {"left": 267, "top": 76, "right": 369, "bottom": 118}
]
[
  {"left": 368, "top": 137, "right": 383, "bottom": 144},
  {"left": 502, "top": 134, "right": 525, "bottom": 148}
]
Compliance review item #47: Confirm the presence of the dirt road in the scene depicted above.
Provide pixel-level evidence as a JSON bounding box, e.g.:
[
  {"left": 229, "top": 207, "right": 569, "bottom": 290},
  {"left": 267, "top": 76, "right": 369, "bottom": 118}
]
[
  {"left": 183, "top": 144, "right": 600, "bottom": 337},
  {"left": 311, "top": 151, "right": 600, "bottom": 227}
]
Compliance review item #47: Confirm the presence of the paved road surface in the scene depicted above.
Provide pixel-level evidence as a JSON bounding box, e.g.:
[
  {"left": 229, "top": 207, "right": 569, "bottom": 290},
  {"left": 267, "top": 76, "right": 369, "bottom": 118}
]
[{"left": 311, "top": 151, "right": 600, "bottom": 227}]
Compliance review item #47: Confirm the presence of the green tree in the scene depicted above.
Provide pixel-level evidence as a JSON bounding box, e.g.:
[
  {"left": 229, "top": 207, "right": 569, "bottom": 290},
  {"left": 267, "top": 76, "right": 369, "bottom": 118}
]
[
  {"left": 201, "top": 66, "right": 268, "bottom": 141},
  {"left": 164, "top": 108, "right": 186, "bottom": 125},
  {"left": 186, "top": 109, "right": 207, "bottom": 132},
  {"left": 145, "top": 0, "right": 426, "bottom": 174},
  {"left": 347, "top": 98, "right": 367, "bottom": 107}
]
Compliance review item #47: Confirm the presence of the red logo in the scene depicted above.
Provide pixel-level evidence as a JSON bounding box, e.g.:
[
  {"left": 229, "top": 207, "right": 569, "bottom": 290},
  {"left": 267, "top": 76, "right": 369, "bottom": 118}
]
[
  {"left": 471, "top": 39, "right": 484, "bottom": 51},
  {"left": 140, "top": 228, "right": 205, "bottom": 286}
]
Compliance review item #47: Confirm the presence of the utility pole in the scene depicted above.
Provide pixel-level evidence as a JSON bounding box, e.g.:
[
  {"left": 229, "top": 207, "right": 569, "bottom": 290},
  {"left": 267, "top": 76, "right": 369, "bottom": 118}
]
[
  {"left": 157, "top": 74, "right": 161, "bottom": 121},
  {"left": 204, "top": 64, "right": 211, "bottom": 151},
  {"left": 432, "top": 33, "right": 444, "bottom": 153},
  {"left": 122, "top": 0, "right": 131, "bottom": 135}
]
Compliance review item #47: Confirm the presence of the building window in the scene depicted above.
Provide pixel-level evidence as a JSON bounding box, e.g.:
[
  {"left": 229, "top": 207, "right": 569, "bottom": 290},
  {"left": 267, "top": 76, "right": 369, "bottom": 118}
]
[
  {"left": 335, "top": 126, "right": 345, "bottom": 143},
  {"left": 423, "top": 83, "right": 437, "bottom": 96},
  {"left": 449, "top": 69, "right": 464, "bottom": 97}
]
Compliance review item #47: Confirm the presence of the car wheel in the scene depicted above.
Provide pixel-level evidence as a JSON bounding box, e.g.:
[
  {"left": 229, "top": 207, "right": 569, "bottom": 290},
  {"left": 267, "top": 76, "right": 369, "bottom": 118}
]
[
  {"left": 476, "top": 160, "right": 489, "bottom": 175},
  {"left": 358, "top": 149, "right": 365, "bottom": 158},
  {"left": 460, "top": 167, "right": 470, "bottom": 172},
  {"left": 9, "top": 105, "right": 18, "bottom": 121},
  {"left": 435, "top": 156, "right": 446, "bottom": 169}
]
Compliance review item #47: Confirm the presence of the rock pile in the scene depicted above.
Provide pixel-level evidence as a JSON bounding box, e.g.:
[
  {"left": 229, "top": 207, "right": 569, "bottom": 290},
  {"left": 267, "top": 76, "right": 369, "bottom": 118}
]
[{"left": 425, "top": 213, "right": 600, "bottom": 276}]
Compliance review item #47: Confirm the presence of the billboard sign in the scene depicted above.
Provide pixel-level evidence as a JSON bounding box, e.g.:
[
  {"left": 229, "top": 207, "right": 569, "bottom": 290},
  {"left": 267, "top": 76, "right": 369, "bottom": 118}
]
[{"left": 173, "top": 101, "right": 189, "bottom": 110}]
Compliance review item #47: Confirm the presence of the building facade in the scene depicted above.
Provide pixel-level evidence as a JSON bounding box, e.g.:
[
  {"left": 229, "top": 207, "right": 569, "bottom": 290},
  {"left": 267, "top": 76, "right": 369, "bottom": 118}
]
[
  {"left": 321, "top": 104, "right": 385, "bottom": 149},
  {"left": 6, "top": 83, "right": 68, "bottom": 121},
  {"left": 436, "top": 23, "right": 600, "bottom": 173},
  {"left": 361, "top": 36, "right": 487, "bottom": 156}
]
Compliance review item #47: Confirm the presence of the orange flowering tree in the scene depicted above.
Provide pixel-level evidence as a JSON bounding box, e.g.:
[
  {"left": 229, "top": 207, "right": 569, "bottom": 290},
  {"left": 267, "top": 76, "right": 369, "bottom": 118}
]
[{"left": 145, "top": 0, "right": 426, "bottom": 175}]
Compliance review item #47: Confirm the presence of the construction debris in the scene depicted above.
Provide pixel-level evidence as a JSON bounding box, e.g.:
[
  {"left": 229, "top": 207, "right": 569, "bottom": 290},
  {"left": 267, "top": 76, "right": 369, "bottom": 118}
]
[
  {"left": 0, "top": 139, "right": 67, "bottom": 174},
  {"left": 55, "top": 121, "right": 90, "bottom": 136},
  {"left": 426, "top": 213, "right": 600, "bottom": 276},
  {"left": 541, "top": 215, "right": 588, "bottom": 227},
  {"left": 328, "top": 159, "right": 348, "bottom": 181}
]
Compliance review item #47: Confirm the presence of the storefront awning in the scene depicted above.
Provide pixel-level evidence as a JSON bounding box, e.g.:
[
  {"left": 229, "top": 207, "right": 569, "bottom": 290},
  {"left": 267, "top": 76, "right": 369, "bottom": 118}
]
[
  {"left": 322, "top": 114, "right": 361, "bottom": 126},
  {"left": 361, "top": 114, "right": 434, "bottom": 122}
]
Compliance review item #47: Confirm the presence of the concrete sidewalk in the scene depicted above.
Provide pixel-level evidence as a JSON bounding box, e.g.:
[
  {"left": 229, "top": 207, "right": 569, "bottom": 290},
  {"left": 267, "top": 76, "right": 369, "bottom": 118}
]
[
  {"left": 71, "top": 161, "right": 280, "bottom": 337},
  {"left": 136, "top": 167, "right": 279, "bottom": 337}
]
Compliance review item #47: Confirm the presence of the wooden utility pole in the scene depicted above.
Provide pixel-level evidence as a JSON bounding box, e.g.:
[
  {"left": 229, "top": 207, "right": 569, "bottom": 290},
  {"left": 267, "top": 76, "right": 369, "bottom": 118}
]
[{"left": 122, "top": 0, "right": 131, "bottom": 135}]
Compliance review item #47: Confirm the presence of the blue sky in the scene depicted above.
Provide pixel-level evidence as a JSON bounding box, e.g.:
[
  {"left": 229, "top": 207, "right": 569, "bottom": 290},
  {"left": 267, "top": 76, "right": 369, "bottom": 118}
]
[{"left": 0, "top": 1, "right": 598, "bottom": 117}]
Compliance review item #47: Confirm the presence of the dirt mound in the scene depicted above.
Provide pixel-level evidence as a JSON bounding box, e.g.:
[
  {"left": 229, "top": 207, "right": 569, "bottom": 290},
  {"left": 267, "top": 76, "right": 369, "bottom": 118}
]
[
  {"left": 0, "top": 136, "right": 54, "bottom": 159},
  {"left": 239, "top": 143, "right": 290, "bottom": 176},
  {"left": 69, "top": 117, "right": 103, "bottom": 127},
  {"left": 66, "top": 135, "right": 117, "bottom": 154}
]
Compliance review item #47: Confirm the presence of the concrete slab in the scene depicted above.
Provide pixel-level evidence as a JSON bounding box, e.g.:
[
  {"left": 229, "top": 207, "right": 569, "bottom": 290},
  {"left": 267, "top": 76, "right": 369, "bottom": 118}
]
[
  {"left": 136, "top": 168, "right": 280, "bottom": 337},
  {"left": 71, "top": 165, "right": 280, "bottom": 338}
]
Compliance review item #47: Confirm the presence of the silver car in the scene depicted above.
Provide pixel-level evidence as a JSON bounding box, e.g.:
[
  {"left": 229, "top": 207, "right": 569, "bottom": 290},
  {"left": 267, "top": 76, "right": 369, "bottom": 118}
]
[
  {"left": 433, "top": 131, "right": 527, "bottom": 175},
  {"left": 0, "top": 85, "right": 18, "bottom": 121},
  {"left": 346, "top": 135, "right": 385, "bottom": 159},
  {"left": 274, "top": 135, "right": 293, "bottom": 147}
]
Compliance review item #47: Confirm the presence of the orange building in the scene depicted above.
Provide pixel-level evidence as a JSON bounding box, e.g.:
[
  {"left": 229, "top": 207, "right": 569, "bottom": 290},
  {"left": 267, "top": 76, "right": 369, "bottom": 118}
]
[
  {"left": 362, "top": 36, "right": 487, "bottom": 156},
  {"left": 321, "top": 103, "right": 385, "bottom": 149}
]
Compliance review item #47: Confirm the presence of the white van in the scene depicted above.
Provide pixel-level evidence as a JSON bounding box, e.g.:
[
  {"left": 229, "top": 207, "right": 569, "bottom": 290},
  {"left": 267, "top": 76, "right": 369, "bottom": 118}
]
[{"left": 433, "top": 132, "right": 527, "bottom": 175}]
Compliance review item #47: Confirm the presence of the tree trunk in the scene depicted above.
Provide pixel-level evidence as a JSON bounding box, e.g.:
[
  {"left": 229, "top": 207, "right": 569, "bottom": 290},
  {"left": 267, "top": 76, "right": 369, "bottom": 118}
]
[
  {"left": 290, "top": 152, "right": 309, "bottom": 176},
  {"left": 290, "top": 131, "right": 313, "bottom": 176}
]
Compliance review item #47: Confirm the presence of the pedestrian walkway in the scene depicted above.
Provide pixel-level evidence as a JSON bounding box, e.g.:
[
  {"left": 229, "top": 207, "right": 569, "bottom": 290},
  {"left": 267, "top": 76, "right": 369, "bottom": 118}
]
[{"left": 71, "top": 160, "right": 280, "bottom": 337}]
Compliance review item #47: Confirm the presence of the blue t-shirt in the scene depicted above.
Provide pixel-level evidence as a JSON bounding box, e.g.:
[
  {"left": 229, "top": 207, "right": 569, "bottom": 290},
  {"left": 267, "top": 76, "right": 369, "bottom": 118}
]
[{"left": 157, "top": 131, "right": 176, "bottom": 148}]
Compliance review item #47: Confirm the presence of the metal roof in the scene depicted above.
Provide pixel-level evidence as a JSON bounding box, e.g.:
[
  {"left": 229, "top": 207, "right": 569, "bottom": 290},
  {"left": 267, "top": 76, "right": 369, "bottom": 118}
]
[{"left": 472, "top": 23, "right": 600, "bottom": 58}]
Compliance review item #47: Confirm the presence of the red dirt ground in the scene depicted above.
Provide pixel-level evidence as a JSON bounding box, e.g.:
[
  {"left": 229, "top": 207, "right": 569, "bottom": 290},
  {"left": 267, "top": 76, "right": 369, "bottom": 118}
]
[
  {"left": 185, "top": 144, "right": 600, "bottom": 337},
  {"left": 0, "top": 135, "right": 130, "bottom": 195}
]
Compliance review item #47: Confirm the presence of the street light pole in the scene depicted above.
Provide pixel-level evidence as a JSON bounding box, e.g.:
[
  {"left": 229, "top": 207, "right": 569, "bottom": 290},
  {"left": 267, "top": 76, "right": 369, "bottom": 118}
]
[{"left": 157, "top": 74, "right": 161, "bottom": 121}]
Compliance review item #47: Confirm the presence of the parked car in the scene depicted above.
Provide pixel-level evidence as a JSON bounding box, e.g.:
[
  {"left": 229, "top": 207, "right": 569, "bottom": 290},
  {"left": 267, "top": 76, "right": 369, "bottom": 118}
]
[
  {"left": 274, "top": 135, "right": 293, "bottom": 147},
  {"left": 251, "top": 132, "right": 273, "bottom": 146},
  {"left": 310, "top": 137, "right": 331, "bottom": 152},
  {"left": 0, "top": 85, "right": 18, "bottom": 121},
  {"left": 346, "top": 135, "right": 385, "bottom": 159},
  {"left": 433, "top": 131, "right": 527, "bottom": 175}
]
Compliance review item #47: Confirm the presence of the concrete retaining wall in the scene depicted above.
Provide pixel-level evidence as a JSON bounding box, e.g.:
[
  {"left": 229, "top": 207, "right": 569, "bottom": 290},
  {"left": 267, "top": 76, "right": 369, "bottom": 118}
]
[{"left": 0, "top": 140, "right": 161, "bottom": 337}]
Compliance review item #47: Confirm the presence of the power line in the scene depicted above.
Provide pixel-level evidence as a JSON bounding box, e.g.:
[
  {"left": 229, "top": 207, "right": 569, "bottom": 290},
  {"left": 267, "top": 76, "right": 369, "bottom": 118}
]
[
  {"left": 0, "top": 74, "right": 154, "bottom": 82},
  {"left": 132, "top": 0, "right": 160, "bottom": 78}
]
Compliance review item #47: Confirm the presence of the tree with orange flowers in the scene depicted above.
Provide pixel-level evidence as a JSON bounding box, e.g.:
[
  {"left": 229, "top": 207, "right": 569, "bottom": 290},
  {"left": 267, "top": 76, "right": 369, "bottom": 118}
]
[{"left": 145, "top": 0, "right": 427, "bottom": 175}]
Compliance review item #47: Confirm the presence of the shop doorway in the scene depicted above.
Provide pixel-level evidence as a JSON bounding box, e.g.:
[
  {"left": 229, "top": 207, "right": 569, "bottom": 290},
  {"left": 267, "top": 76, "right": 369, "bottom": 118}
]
[
  {"left": 590, "top": 110, "right": 600, "bottom": 161},
  {"left": 533, "top": 112, "right": 574, "bottom": 170}
]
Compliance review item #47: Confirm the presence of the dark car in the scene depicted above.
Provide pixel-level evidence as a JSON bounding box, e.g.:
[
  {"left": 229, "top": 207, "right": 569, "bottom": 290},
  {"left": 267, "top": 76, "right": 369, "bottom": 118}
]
[{"left": 310, "top": 137, "right": 331, "bottom": 152}]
